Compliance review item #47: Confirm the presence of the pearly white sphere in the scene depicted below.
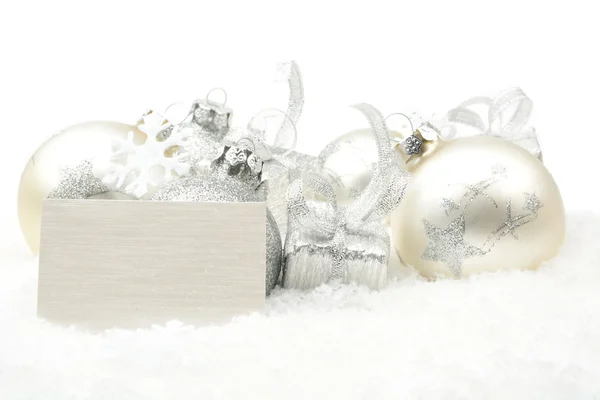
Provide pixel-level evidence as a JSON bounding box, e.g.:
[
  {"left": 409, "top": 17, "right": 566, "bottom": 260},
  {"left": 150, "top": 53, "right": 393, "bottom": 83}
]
[
  {"left": 318, "top": 129, "right": 382, "bottom": 205},
  {"left": 391, "top": 136, "right": 565, "bottom": 278},
  {"left": 18, "top": 121, "right": 144, "bottom": 254}
]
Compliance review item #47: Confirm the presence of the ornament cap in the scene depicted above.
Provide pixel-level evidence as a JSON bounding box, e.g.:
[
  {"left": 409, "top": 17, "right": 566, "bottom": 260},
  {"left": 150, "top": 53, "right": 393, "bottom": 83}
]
[
  {"left": 212, "top": 144, "right": 263, "bottom": 190},
  {"left": 190, "top": 89, "right": 233, "bottom": 140},
  {"left": 391, "top": 122, "right": 442, "bottom": 170}
]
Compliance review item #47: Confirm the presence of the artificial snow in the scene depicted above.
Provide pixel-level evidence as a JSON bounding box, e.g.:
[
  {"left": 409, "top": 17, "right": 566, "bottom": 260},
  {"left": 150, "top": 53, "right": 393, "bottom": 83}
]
[{"left": 1, "top": 213, "right": 599, "bottom": 399}]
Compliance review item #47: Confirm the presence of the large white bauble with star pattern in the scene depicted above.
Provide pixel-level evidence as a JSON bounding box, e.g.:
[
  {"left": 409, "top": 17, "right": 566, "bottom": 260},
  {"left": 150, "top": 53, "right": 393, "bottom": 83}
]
[
  {"left": 18, "top": 121, "right": 145, "bottom": 255},
  {"left": 391, "top": 135, "right": 565, "bottom": 278}
]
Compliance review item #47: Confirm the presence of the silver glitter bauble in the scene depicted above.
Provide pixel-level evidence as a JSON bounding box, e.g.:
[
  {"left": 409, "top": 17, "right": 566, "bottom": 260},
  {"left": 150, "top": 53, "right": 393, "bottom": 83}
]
[
  {"left": 152, "top": 175, "right": 283, "bottom": 295},
  {"left": 172, "top": 93, "right": 234, "bottom": 175},
  {"left": 391, "top": 135, "right": 565, "bottom": 278},
  {"left": 18, "top": 121, "right": 143, "bottom": 254}
]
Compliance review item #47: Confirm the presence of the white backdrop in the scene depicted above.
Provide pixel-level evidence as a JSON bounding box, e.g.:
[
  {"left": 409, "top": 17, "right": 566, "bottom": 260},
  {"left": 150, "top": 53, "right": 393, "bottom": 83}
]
[{"left": 2, "top": 1, "right": 599, "bottom": 255}]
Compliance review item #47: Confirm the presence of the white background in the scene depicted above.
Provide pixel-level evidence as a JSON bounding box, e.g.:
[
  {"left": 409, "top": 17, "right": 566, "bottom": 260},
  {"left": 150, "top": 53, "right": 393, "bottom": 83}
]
[{"left": 0, "top": 0, "right": 598, "bottom": 252}]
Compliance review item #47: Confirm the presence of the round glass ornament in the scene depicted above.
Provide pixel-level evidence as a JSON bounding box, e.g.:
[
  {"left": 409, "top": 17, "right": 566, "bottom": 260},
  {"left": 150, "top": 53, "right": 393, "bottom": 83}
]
[
  {"left": 390, "top": 132, "right": 565, "bottom": 278},
  {"left": 18, "top": 121, "right": 144, "bottom": 254},
  {"left": 152, "top": 144, "right": 283, "bottom": 295}
]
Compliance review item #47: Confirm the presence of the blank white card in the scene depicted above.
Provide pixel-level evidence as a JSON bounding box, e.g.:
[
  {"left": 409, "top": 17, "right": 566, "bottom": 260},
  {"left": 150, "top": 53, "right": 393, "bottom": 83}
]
[{"left": 38, "top": 199, "right": 266, "bottom": 330}]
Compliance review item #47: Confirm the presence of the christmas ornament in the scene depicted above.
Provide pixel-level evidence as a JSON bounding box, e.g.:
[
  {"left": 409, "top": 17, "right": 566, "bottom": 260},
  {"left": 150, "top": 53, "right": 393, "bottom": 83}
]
[
  {"left": 283, "top": 103, "right": 411, "bottom": 290},
  {"left": 152, "top": 143, "right": 282, "bottom": 295},
  {"left": 172, "top": 88, "right": 234, "bottom": 174},
  {"left": 316, "top": 113, "right": 423, "bottom": 205},
  {"left": 317, "top": 129, "right": 380, "bottom": 205},
  {"left": 18, "top": 121, "right": 145, "bottom": 254},
  {"left": 390, "top": 89, "right": 565, "bottom": 278}
]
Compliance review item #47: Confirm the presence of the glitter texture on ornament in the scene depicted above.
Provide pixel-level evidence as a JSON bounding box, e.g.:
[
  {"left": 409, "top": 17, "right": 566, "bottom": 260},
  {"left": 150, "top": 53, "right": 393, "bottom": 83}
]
[
  {"left": 421, "top": 166, "right": 543, "bottom": 276},
  {"left": 48, "top": 160, "right": 110, "bottom": 200}
]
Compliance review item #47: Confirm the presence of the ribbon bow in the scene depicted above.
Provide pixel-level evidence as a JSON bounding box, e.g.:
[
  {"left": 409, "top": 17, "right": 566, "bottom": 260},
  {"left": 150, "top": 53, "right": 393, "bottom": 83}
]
[
  {"left": 286, "top": 103, "right": 410, "bottom": 282},
  {"left": 440, "top": 87, "right": 542, "bottom": 159}
]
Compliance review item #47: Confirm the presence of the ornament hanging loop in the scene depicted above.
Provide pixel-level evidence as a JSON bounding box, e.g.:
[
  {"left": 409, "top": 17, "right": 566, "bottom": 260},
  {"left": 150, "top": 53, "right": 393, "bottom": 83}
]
[
  {"left": 385, "top": 112, "right": 415, "bottom": 138},
  {"left": 235, "top": 137, "right": 257, "bottom": 153},
  {"left": 205, "top": 87, "right": 228, "bottom": 108},
  {"left": 386, "top": 113, "right": 425, "bottom": 157},
  {"left": 247, "top": 107, "right": 298, "bottom": 158},
  {"left": 189, "top": 88, "right": 233, "bottom": 140},
  {"left": 163, "top": 101, "right": 192, "bottom": 126},
  {"left": 161, "top": 87, "right": 231, "bottom": 128}
]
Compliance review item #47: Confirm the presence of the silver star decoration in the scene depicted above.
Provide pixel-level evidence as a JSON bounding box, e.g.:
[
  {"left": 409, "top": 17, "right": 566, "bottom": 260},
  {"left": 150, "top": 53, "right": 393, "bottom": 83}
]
[
  {"left": 48, "top": 160, "right": 109, "bottom": 199},
  {"left": 422, "top": 216, "right": 484, "bottom": 276},
  {"left": 523, "top": 192, "right": 543, "bottom": 214}
]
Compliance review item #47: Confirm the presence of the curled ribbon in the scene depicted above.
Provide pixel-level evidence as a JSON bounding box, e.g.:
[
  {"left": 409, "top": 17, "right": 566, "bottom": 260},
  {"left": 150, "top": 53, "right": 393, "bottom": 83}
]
[
  {"left": 160, "top": 61, "right": 303, "bottom": 174},
  {"left": 226, "top": 61, "right": 303, "bottom": 163},
  {"left": 274, "top": 60, "right": 303, "bottom": 154},
  {"left": 286, "top": 103, "right": 410, "bottom": 282},
  {"left": 441, "top": 87, "right": 542, "bottom": 159}
]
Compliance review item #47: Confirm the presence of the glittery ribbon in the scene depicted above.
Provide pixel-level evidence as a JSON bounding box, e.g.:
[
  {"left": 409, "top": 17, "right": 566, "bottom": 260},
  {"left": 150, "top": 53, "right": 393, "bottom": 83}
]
[
  {"left": 273, "top": 60, "right": 303, "bottom": 154},
  {"left": 286, "top": 103, "right": 410, "bottom": 281},
  {"left": 226, "top": 61, "right": 303, "bottom": 167},
  {"left": 441, "top": 87, "right": 542, "bottom": 159}
]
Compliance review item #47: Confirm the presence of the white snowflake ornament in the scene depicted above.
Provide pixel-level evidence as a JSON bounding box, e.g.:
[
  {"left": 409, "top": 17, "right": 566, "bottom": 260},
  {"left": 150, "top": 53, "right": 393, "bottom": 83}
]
[{"left": 102, "top": 111, "right": 192, "bottom": 198}]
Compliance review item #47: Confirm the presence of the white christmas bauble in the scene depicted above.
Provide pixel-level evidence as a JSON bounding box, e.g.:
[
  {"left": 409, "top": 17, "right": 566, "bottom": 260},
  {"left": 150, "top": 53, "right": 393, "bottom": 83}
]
[
  {"left": 318, "top": 129, "right": 380, "bottom": 205},
  {"left": 152, "top": 175, "right": 283, "bottom": 295},
  {"left": 18, "top": 121, "right": 144, "bottom": 254},
  {"left": 391, "top": 135, "right": 565, "bottom": 278}
]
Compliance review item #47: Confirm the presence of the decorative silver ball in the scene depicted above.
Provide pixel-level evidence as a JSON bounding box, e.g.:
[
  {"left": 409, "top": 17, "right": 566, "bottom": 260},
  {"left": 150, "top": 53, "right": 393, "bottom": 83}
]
[{"left": 152, "top": 175, "right": 282, "bottom": 295}]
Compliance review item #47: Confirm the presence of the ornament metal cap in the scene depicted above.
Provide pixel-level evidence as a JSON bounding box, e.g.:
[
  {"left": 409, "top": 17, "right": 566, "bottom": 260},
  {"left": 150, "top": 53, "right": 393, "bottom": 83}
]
[
  {"left": 190, "top": 88, "right": 233, "bottom": 140},
  {"left": 211, "top": 140, "right": 263, "bottom": 190},
  {"left": 387, "top": 113, "right": 441, "bottom": 166}
]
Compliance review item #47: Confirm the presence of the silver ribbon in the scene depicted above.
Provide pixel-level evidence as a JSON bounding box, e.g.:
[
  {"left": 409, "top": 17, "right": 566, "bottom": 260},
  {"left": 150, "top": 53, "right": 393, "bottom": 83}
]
[
  {"left": 226, "top": 60, "right": 303, "bottom": 166},
  {"left": 441, "top": 87, "right": 542, "bottom": 159},
  {"left": 273, "top": 60, "right": 303, "bottom": 154},
  {"left": 286, "top": 103, "right": 410, "bottom": 281}
]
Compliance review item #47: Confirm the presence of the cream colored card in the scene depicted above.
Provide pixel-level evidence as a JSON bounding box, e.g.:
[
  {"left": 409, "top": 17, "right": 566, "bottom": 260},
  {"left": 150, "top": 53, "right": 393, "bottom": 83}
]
[{"left": 38, "top": 199, "right": 266, "bottom": 331}]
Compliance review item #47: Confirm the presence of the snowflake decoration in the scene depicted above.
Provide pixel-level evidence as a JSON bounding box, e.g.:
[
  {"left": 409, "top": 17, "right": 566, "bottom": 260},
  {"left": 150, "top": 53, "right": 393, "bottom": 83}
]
[
  {"left": 523, "top": 192, "right": 543, "bottom": 214},
  {"left": 102, "top": 115, "right": 192, "bottom": 198}
]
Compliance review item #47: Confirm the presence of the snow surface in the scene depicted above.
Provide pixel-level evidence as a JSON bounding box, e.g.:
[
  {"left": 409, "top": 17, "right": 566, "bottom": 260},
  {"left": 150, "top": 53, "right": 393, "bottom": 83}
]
[{"left": 1, "top": 213, "right": 600, "bottom": 399}]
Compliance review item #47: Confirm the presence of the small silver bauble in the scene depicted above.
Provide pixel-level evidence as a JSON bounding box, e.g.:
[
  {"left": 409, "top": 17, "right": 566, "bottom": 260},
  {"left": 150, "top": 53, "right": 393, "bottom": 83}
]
[{"left": 152, "top": 145, "right": 283, "bottom": 295}]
